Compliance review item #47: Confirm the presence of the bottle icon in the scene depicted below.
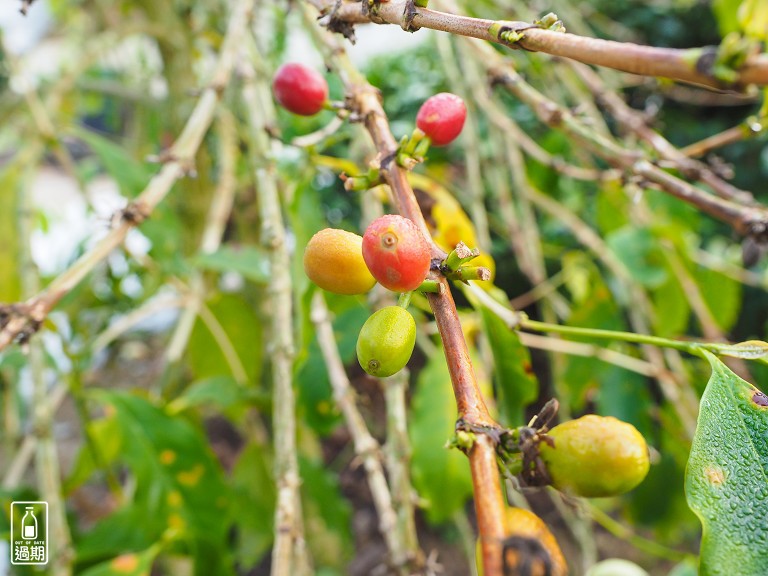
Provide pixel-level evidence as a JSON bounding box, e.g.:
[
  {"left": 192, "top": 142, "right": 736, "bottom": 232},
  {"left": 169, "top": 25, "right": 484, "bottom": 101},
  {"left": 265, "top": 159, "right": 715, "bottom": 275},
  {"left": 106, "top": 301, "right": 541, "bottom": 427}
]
[{"left": 21, "top": 507, "right": 37, "bottom": 540}]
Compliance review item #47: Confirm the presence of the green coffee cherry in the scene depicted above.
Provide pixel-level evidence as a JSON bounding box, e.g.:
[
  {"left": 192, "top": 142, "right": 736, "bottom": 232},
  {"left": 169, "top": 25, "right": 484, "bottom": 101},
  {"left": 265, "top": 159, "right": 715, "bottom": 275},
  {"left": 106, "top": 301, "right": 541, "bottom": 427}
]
[
  {"left": 539, "top": 415, "right": 650, "bottom": 498},
  {"left": 356, "top": 306, "right": 416, "bottom": 377},
  {"left": 585, "top": 559, "right": 650, "bottom": 576}
]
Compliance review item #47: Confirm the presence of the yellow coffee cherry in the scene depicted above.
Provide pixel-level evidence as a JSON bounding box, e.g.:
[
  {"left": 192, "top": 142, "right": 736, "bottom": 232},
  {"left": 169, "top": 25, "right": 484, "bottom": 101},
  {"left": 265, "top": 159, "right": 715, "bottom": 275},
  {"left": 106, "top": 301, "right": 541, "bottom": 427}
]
[
  {"left": 540, "top": 415, "right": 650, "bottom": 498},
  {"left": 303, "top": 228, "right": 376, "bottom": 295}
]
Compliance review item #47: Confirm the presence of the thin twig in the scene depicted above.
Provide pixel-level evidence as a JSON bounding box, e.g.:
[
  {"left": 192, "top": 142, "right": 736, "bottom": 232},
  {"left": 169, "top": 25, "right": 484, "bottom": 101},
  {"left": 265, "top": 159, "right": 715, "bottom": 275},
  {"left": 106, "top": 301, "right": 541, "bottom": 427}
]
[
  {"left": 570, "top": 61, "right": 756, "bottom": 206},
  {"left": 680, "top": 123, "right": 760, "bottom": 158}
]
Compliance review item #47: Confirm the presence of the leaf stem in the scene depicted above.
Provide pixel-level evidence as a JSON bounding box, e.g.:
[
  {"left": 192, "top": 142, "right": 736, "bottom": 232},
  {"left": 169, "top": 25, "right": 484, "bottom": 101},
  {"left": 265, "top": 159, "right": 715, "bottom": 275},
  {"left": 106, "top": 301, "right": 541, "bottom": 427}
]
[{"left": 519, "top": 317, "right": 697, "bottom": 354}]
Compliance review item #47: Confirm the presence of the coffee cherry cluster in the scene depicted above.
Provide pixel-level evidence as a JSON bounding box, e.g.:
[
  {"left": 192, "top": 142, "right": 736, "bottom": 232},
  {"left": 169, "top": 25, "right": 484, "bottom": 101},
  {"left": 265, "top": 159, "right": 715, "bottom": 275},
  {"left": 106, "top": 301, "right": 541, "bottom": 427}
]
[
  {"left": 274, "top": 63, "right": 472, "bottom": 379},
  {"left": 302, "top": 215, "right": 431, "bottom": 378}
]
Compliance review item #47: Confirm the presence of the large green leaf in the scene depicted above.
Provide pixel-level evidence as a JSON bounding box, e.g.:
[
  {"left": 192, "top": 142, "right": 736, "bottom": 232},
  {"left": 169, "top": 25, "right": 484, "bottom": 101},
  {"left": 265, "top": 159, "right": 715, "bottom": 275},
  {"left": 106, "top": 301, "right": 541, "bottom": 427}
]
[
  {"left": 80, "top": 544, "right": 161, "bottom": 576},
  {"left": 410, "top": 347, "right": 473, "bottom": 525},
  {"left": 187, "top": 293, "right": 263, "bottom": 382},
  {"left": 685, "top": 352, "right": 768, "bottom": 575},
  {"left": 76, "top": 391, "right": 230, "bottom": 570}
]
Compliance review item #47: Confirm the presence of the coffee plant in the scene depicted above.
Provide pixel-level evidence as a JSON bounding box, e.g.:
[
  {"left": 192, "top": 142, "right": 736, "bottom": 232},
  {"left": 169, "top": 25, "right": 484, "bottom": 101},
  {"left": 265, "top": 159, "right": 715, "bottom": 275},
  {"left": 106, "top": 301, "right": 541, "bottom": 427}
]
[{"left": 1, "top": 0, "right": 768, "bottom": 575}]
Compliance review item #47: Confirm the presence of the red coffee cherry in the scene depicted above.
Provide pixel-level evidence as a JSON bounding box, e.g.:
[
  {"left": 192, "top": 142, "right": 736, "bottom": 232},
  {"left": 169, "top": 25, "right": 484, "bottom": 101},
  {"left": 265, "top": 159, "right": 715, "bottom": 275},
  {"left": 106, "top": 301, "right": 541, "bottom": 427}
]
[
  {"left": 272, "top": 63, "right": 328, "bottom": 116},
  {"left": 416, "top": 93, "right": 467, "bottom": 146},
  {"left": 362, "top": 215, "right": 431, "bottom": 292}
]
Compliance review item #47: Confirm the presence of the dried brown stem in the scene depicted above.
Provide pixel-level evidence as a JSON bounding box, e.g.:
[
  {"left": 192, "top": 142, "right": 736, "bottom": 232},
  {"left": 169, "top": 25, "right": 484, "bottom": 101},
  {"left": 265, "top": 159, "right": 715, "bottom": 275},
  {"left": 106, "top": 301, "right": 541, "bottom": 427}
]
[
  {"left": 310, "top": 0, "right": 768, "bottom": 90},
  {"left": 570, "top": 61, "right": 756, "bottom": 206},
  {"left": 465, "top": 39, "right": 768, "bottom": 240}
]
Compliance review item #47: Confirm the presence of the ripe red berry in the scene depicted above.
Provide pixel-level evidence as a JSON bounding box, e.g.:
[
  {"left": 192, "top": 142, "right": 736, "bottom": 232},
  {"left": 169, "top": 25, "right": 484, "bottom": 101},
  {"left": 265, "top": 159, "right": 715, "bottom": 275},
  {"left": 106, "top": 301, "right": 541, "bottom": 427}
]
[
  {"left": 416, "top": 93, "right": 467, "bottom": 146},
  {"left": 272, "top": 63, "right": 328, "bottom": 116},
  {"left": 362, "top": 215, "right": 431, "bottom": 292}
]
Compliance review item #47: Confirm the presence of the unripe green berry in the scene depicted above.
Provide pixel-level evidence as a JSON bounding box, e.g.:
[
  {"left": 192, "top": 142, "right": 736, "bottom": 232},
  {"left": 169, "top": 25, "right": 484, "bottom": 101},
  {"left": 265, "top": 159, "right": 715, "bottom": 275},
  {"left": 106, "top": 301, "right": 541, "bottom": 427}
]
[
  {"left": 356, "top": 306, "right": 416, "bottom": 377},
  {"left": 540, "top": 415, "right": 650, "bottom": 498}
]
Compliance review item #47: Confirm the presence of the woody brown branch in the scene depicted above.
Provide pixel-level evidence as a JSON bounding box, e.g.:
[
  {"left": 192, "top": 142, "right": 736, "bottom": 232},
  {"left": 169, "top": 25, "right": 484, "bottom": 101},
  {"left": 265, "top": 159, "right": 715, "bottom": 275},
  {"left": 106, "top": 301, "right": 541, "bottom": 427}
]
[
  {"left": 347, "top": 79, "right": 507, "bottom": 576},
  {"left": 301, "top": 6, "right": 508, "bottom": 569},
  {"left": 311, "top": 0, "right": 768, "bottom": 90}
]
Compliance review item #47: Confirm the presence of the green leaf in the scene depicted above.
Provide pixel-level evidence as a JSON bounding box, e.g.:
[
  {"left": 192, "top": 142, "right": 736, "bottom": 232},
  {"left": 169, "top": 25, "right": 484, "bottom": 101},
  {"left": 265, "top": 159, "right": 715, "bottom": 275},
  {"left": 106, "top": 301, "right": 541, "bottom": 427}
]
[
  {"left": 562, "top": 276, "right": 626, "bottom": 409},
  {"left": 596, "top": 179, "right": 631, "bottom": 236},
  {"left": 187, "top": 293, "right": 263, "bottom": 382},
  {"left": 410, "top": 346, "right": 473, "bottom": 525},
  {"left": 167, "top": 375, "right": 249, "bottom": 413},
  {"left": 651, "top": 265, "right": 690, "bottom": 338},
  {"left": 73, "top": 127, "right": 154, "bottom": 198},
  {"left": 295, "top": 303, "right": 368, "bottom": 435},
  {"left": 299, "top": 456, "right": 353, "bottom": 569},
  {"left": 685, "top": 352, "right": 768, "bottom": 576},
  {"left": 668, "top": 558, "right": 699, "bottom": 576},
  {"left": 596, "top": 366, "right": 654, "bottom": 438},
  {"left": 713, "top": 0, "right": 741, "bottom": 35},
  {"left": 64, "top": 415, "right": 124, "bottom": 493},
  {"left": 0, "top": 165, "right": 20, "bottom": 300},
  {"left": 76, "top": 391, "right": 230, "bottom": 566},
  {"left": 606, "top": 227, "right": 668, "bottom": 288},
  {"left": 231, "top": 441, "right": 276, "bottom": 569},
  {"left": 707, "top": 340, "right": 768, "bottom": 361},
  {"left": 478, "top": 303, "right": 538, "bottom": 427},
  {"left": 79, "top": 544, "right": 161, "bottom": 576},
  {"left": 191, "top": 245, "right": 271, "bottom": 284},
  {"left": 693, "top": 266, "right": 741, "bottom": 332}
]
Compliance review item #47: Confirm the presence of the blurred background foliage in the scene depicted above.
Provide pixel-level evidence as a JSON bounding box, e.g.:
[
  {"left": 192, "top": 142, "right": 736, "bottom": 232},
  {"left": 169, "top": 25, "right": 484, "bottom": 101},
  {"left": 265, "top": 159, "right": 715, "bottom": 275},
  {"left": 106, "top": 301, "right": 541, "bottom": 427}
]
[{"left": 0, "top": 0, "right": 766, "bottom": 575}]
